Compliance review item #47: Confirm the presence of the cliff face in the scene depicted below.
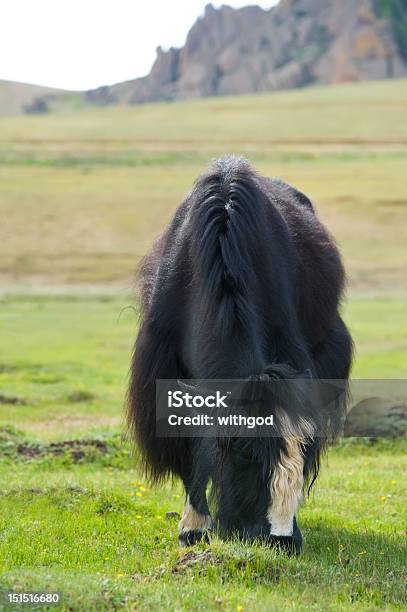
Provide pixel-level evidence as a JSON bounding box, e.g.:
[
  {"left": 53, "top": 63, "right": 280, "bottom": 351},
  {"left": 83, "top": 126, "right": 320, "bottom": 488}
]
[
  {"left": 8, "top": 0, "right": 406, "bottom": 114},
  {"left": 87, "top": 0, "right": 407, "bottom": 106}
]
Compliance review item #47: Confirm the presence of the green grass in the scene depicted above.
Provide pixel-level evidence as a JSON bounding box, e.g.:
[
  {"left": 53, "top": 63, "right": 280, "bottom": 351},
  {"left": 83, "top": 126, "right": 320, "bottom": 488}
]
[
  {"left": 1, "top": 79, "right": 407, "bottom": 609},
  {"left": 1, "top": 439, "right": 406, "bottom": 611},
  {"left": 0, "top": 295, "right": 406, "bottom": 437},
  {"left": 344, "top": 298, "right": 407, "bottom": 377},
  {"left": 0, "top": 297, "right": 134, "bottom": 436},
  {"left": 0, "top": 296, "right": 406, "bottom": 610}
]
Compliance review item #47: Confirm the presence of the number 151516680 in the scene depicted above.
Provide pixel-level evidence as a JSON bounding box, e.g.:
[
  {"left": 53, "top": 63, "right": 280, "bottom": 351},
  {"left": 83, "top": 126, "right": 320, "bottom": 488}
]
[{"left": 6, "top": 592, "right": 60, "bottom": 605}]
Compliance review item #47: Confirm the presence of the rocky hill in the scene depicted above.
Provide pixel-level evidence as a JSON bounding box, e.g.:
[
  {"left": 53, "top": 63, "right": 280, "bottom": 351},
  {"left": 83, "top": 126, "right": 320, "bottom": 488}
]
[
  {"left": 86, "top": 0, "right": 407, "bottom": 106},
  {"left": 2, "top": 0, "right": 407, "bottom": 113}
]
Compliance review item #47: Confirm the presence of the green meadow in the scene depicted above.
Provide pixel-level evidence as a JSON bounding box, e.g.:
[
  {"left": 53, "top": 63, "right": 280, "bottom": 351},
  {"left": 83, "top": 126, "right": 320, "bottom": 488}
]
[{"left": 0, "top": 79, "right": 406, "bottom": 610}]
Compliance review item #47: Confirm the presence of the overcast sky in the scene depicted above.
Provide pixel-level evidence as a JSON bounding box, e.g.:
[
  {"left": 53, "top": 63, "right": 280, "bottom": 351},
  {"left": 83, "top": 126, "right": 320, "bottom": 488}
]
[{"left": 1, "top": 0, "right": 278, "bottom": 91}]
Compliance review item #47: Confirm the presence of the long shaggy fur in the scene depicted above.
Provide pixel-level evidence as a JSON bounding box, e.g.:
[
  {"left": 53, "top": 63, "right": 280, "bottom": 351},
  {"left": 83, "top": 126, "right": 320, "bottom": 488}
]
[{"left": 127, "top": 156, "right": 353, "bottom": 542}]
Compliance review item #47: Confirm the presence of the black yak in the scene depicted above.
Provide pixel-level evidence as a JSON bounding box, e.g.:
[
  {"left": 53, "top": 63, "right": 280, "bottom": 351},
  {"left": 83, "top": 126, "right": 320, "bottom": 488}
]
[{"left": 127, "top": 156, "right": 353, "bottom": 554}]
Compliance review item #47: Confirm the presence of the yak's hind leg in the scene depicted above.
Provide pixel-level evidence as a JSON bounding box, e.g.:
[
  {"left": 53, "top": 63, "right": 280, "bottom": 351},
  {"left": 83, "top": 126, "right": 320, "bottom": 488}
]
[
  {"left": 266, "top": 318, "right": 353, "bottom": 554},
  {"left": 267, "top": 433, "right": 309, "bottom": 555},
  {"left": 179, "top": 493, "right": 212, "bottom": 546},
  {"left": 178, "top": 438, "right": 213, "bottom": 546}
]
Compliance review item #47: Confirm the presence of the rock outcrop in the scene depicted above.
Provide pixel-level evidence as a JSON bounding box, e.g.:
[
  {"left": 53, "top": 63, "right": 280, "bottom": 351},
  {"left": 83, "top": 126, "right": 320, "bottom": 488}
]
[
  {"left": 4, "top": 0, "right": 406, "bottom": 114},
  {"left": 87, "top": 0, "right": 407, "bottom": 106}
]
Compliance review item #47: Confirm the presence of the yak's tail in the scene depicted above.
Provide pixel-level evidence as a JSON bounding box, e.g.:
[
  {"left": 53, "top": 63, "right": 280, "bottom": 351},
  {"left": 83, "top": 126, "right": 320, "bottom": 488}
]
[{"left": 190, "top": 156, "right": 270, "bottom": 343}]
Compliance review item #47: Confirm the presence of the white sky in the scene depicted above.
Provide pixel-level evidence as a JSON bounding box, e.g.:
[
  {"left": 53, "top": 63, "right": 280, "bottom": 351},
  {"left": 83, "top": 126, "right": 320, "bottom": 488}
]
[{"left": 0, "top": 0, "right": 278, "bottom": 91}]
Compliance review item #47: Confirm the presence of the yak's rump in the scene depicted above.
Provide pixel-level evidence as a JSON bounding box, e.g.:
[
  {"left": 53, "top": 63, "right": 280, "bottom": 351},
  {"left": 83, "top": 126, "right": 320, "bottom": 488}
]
[{"left": 127, "top": 156, "right": 353, "bottom": 540}]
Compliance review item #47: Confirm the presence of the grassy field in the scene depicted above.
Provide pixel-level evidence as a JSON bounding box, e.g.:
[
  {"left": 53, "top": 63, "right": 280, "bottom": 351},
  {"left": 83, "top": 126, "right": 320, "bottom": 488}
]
[
  {"left": 0, "top": 79, "right": 406, "bottom": 291},
  {"left": 0, "top": 296, "right": 406, "bottom": 610},
  {"left": 0, "top": 79, "right": 407, "bottom": 610}
]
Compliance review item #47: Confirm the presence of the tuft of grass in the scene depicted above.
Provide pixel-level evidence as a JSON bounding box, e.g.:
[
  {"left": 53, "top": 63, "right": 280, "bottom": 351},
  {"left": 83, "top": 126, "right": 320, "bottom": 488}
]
[{"left": 67, "top": 390, "right": 96, "bottom": 403}]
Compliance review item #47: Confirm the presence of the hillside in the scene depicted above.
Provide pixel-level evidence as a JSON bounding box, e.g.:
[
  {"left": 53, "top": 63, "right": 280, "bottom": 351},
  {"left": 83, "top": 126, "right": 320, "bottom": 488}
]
[{"left": 0, "top": 79, "right": 70, "bottom": 115}]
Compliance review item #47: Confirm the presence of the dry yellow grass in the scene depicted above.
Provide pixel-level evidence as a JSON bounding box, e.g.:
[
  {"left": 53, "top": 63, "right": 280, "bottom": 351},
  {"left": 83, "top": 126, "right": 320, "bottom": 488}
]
[{"left": 0, "top": 78, "right": 406, "bottom": 292}]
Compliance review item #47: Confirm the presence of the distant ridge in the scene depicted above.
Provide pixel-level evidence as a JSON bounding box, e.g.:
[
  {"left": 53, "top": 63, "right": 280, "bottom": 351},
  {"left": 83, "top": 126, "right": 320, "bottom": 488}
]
[
  {"left": 0, "top": 80, "right": 71, "bottom": 115},
  {"left": 2, "top": 0, "right": 407, "bottom": 114}
]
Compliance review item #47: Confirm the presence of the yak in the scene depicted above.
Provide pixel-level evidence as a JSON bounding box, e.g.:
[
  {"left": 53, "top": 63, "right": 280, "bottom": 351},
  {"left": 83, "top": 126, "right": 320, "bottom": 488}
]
[{"left": 127, "top": 156, "right": 353, "bottom": 554}]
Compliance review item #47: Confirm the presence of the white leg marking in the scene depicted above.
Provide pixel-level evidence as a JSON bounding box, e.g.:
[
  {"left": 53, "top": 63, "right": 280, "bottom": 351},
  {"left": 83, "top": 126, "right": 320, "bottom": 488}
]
[
  {"left": 267, "top": 413, "right": 314, "bottom": 537},
  {"left": 179, "top": 496, "right": 212, "bottom": 535},
  {"left": 268, "top": 437, "right": 305, "bottom": 536}
]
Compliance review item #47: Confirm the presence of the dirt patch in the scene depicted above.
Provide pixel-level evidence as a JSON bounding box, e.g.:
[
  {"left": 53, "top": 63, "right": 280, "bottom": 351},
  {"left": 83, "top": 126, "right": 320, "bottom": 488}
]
[
  {"left": 171, "top": 548, "right": 282, "bottom": 583},
  {"left": 172, "top": 551, "right": 221, "bottom": 575},
  {"left": 0, "top": 427, "right": 128, "bottom": 465},
  {"left": 0, "top": 393, "right": 26, "bottom": 405},
  {"left": 15, "top": 438, "right": 109, "bottom": 461}
]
